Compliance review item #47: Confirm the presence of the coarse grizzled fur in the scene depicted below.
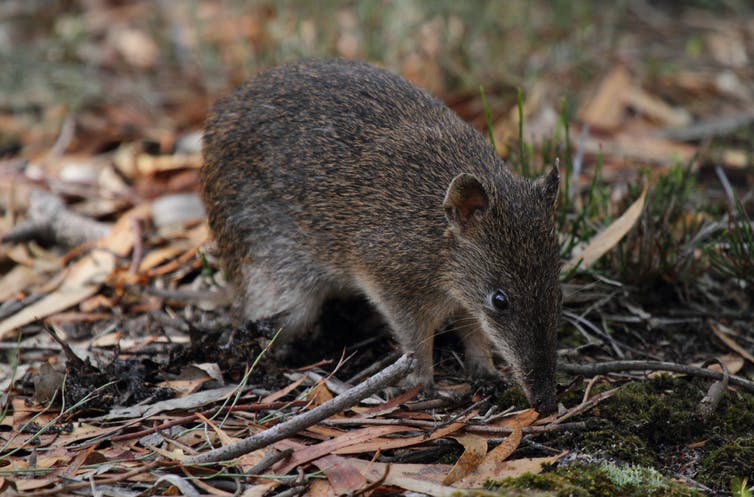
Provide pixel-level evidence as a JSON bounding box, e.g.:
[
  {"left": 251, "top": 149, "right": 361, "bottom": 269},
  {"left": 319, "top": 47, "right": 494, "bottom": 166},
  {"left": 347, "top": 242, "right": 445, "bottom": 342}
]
[{"left": 201, "top": 59, "right": 561, "bottom": 414}]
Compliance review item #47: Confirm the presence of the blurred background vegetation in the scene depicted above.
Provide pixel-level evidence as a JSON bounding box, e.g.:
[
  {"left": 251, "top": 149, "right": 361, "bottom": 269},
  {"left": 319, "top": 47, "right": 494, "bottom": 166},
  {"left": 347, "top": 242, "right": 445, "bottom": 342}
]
[{"left": 2, "top": 0, "right": 752, "bottom": 157}]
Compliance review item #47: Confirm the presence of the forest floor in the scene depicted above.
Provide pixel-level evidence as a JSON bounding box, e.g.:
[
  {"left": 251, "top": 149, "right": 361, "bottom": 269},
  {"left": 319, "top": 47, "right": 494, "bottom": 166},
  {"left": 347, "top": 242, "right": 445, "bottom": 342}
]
[{"left": 0, "top": 2, "right": 753, "bottom": 496}]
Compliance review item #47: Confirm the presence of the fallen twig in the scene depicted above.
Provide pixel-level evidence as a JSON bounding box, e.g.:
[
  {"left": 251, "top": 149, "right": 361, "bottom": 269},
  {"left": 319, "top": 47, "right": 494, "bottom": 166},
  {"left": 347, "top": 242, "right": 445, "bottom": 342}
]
[
  {"left": 108, "top": 402, "right": 308, "bottom": 443},
  {"left": 183, "top": 354, "right": 415, "bottom": 465},
  {"left": 23, "top": 461, "right": 163, "bottom": 497},
  {"left": 246, "top": 448, "right": 294, "bottom": 476},
  {"left": 1, "top": 189, "right": 110, "bottom": 248},
  {"left": 559, "top": 360, "right": 754, "bottom": 392}
]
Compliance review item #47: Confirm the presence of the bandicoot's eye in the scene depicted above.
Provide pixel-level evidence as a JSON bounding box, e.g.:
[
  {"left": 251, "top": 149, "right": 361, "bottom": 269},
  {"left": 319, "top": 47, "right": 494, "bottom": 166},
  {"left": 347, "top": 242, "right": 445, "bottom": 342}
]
[{"left": 489, "top": 289, "right": 510, "bottom": 311}]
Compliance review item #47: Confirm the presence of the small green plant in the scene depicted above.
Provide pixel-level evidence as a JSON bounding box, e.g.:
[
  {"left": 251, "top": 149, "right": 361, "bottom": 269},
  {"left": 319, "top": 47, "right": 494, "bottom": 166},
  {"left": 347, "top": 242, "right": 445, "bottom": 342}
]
[
  {"left": 610, "top": 161, "right": 705, "bottom": 286},
  {"left": 479, "top": 85, "right": 496, "bottom": 151},
  {"left": 517, "top": 87, "right": 530, "bottom": 178},
  {"left": 731, "top": 477, "right": 752, "bottom": 497},
  {"left": 708, "top": 202, "right": 754, "bottom": 287}
]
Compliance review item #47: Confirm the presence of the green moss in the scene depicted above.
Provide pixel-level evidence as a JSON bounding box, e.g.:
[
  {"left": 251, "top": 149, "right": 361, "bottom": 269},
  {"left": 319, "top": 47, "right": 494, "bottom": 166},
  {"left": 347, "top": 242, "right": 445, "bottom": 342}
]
[
  {"left": 483, "top": 463, "right": 700, "bottom": 497},
  {"left": 552, "top": 376, "right": 697, "bottom": 465},
  {"left": 698, "top": 436, "right": 754, "bottom": 492},
  {"left": 710, "top": 393, "right": 754, "bottom": 438},
  {"left": 576, "top": 429, "right": 653, "bottom": 467},
  {"left": 495, "top": 386, "right": 529, "bottom": 410},
  {"left": 546, "top": 376, "right": 754, "bottom": 491}
]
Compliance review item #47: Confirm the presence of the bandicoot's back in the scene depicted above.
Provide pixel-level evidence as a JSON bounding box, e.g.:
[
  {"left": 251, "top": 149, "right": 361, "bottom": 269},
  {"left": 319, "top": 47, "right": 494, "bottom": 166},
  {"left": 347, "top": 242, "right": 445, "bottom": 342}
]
[{"left": 201, "top": 59, "right": 561, "bottom": 414}]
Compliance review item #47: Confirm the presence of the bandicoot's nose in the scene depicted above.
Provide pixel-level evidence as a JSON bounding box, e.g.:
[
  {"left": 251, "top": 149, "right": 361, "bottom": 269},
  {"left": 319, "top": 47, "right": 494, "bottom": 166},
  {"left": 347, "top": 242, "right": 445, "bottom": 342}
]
[
  {"left": 527, "top": 380, "right": 558, "bottom": 416},
  {"left": 532, "top": 394, "right": 557, "bottom": 416}
]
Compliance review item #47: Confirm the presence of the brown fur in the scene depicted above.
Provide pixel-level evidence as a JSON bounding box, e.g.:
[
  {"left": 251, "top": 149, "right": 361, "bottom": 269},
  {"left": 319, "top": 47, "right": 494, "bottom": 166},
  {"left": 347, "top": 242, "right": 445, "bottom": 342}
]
[{"left": 201, "top": 59, "right": 561, "bottom": 414}]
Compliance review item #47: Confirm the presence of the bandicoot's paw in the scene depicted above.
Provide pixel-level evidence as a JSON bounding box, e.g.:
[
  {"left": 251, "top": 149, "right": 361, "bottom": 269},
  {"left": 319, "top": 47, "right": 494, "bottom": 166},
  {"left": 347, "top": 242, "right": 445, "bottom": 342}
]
[
  {"left": 383, "top": 372, "right": 437, "bottom": 399},
  {"left": 467, "top": 361, "right": 502, "bottom": 382},
  {"left": 469, "top": 364, "right": 505, "bottom": 393}
]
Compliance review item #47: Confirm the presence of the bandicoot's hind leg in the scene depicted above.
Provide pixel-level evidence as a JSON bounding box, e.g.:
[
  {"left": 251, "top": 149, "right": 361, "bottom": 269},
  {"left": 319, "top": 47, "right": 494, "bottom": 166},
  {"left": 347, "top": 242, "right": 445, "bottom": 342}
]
[{"left": 235, "top": 246, "right": 337, "bottom": 351}]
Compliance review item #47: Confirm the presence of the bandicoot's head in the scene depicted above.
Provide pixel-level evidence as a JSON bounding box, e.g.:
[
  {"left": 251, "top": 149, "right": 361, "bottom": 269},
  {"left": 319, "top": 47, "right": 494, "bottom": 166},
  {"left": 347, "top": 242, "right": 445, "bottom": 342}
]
[{"left": 443, "top": 166, "right": 561, "bottom": 414}]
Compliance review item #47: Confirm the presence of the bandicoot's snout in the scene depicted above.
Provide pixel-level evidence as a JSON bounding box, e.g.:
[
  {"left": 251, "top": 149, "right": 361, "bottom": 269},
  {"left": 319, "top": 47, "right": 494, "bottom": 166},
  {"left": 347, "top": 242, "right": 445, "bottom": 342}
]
[{"left": 529, "top": 383, "right": 557, "bottom": 415}]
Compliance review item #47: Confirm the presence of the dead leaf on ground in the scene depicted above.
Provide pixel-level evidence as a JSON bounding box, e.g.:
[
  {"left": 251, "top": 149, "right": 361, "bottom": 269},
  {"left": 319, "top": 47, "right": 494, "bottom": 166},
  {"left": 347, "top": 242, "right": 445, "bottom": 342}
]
[
  {"left": 334, "top": 411, "right": 476, "bottom": 455},
  {"left": 313, "top": 454, "right": 368, "bottom": 494},
  {"left": 442, "top": 433, "right": 488, "bottom": 484},
  {"left": 349, "top": 458, "right": 458, "bottom": 497},
  {"left": 563, "top": 183, "right": 648, "bottom": 273},
  {"left": 708, "top": 321, "right": 754, "bottom": 366},
  {"left": 578, "top": 65, "right": 632, "bottom": 131},
  {"left": 274, "top": 425, "right": 413, "bottom": 475},
  {"left": 0, "top": 249, "right": 116, "bottom": 340}
]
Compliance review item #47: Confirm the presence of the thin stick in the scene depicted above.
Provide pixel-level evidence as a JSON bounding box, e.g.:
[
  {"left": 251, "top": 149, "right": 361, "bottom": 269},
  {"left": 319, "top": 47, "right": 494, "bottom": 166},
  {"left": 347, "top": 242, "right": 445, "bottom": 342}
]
[
  {"left": 559, "top": 360, "right": 754, "bottom": 392},
  {"left": 184, "top": 354, "right": 415, "bottom": 465},
  {"left": 324, "top": 416, "right": 588, "bottom": 434}
]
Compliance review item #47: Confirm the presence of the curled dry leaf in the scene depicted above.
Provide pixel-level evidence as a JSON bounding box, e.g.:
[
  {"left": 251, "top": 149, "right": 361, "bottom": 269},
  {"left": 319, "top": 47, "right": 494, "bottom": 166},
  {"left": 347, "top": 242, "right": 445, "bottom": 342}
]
[{"left": 442, "top": 433, "right": 488, "bottom": 485}]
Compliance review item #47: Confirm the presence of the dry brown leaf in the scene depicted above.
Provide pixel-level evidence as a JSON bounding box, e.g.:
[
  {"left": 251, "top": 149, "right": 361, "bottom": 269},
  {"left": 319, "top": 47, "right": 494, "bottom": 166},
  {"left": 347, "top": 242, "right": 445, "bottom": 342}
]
[
  {"left": 458, "top": 425, "right": 523, "bottom": 486},
  {"left": 0, "top": 205, "right": 149, "bottom": 339},
  {"left": 721, "top": 149, "right": 753, "bottom": 169},
  {"left": 583, "top": 131, "right": 697, "bottom": 166},
  {"left": 196, "top": 412, "right": 236, "bottom": 448},
  {"left": 455, "top": 454, "right": 565, "bottom": 488},
  {"left": 261, "top": 376, "right": 307, "bottom": 404},
  {"left": 136, "top": 153, "right": 201, "bottom": 174},
  {"left": 578, "top": 65, "right": 631, "bottom": 130},
  {"left": 493, "top": 408, "right": 539, "bottom": 429},
  {"left": 349, "top": 459, "right": 458, "bottom": 497},
  {"left": 313, "top": 454, "right": 368, "bottom": 494},
  {"left": 14, "top": 478, "right": 61, "bottom": 492},
  {"left": 442, "top": 433, "right": 488, "bottom": 485},
  {"left": 137, "top": 243, "right": 190, "bottom": 272},
  {"left": 0, "top": 249, "right": 115, "bottom": 339},
  {"left": 334, "top": 412, "right": 475, "bottom": 455},
  {"left": 708, "top": 321, "right": 754, "bottom": 365},
  {"left": 625, "top": 86, "right": 692, "bottom": 128},
  {"left": 0, "top": 264, "right": 42, "bottom": 301},
  {"left": 685, "top": 354, "right": 744, "bottom": 376},
  {"left": 306, "top": 424, "right": 347, "bottom": 439},
  {"left": 79, "top": 294, "right": 113, "bottom": 313},
  {"left": 563, "top": 183, "right": 648, "bottom": 272},
  {"left": 308, "top": 478, "right": 338, "bottom": 497},
  {"left": 307, "top": 381, "right": 335, "bottom": 407},
  {"left": 111, "top": 27, "right": 159, "bottom": 69},
  {"left": 351, "top": 385, "right": 421, "bottom": 417},
  {"left": 99, "top": 204, "right": 150, "bottom": 256},
  {"left": 708, "top": 354, "right": 744, "bottom": 375},
  {"left": 275, "top": 425, "right": 414, "bottom": 475}
]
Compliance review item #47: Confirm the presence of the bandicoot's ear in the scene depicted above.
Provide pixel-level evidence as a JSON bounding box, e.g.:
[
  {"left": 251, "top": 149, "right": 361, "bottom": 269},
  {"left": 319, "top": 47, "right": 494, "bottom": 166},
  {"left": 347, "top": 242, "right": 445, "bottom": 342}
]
[
  {"left": 536, "top": 162, "right": 560, "bottom": 208},
  {"left": 443, "top": 173, "right": 489, "bottom": 235}
]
